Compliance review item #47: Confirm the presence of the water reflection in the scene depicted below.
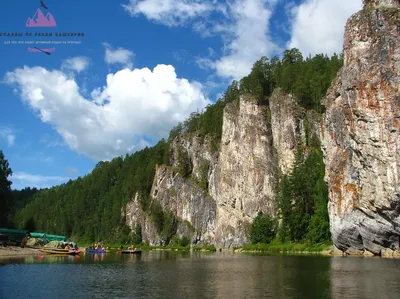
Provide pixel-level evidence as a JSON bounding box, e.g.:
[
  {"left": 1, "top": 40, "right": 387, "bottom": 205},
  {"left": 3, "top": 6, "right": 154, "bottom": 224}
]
[
  {"left": 85, "top": 252, "right": 106, "bottom": 262},
  {"left": 330, "top": 256, "right": 400, "bottom": 299},
  {"left": 1, "top": 251, "right": 400, "bottom": 299},
  {"left": 0, "top": 254, "right": 80, "bottom": 265},
  {"left": 210, "top": 253, "right": 332, "bottom": 299}
]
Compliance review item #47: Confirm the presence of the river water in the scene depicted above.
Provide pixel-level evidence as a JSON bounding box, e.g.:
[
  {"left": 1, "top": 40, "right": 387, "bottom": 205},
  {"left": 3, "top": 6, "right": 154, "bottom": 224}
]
[{"left": 1, "top": 251, "right": 400, "bottom": 299}]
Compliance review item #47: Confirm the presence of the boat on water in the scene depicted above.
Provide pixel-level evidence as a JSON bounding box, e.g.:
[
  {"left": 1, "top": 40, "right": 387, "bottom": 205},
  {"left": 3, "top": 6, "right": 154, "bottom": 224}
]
[
  {"left": 85, "top": 248, "right": 108, "bottom": 254},
  {"left": 117, "top": 249, "right": 142, "bottom": 254},
  {"left": 39, "top": 248, "right": 81, "bottom": 255}
]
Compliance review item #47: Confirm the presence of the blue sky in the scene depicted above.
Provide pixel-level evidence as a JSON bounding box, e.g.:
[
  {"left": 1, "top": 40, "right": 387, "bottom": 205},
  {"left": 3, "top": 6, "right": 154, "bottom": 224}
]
[{"left": 0, "top": 0, "right": 362, "bottom": 190}]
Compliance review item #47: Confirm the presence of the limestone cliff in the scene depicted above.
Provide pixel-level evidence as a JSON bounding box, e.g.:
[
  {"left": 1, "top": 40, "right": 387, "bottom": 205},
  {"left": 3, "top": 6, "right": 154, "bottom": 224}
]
[
  {"left": 124, "top": 91, "right": 318, "bottom": 247},
  {"left": 123, "top": 0, "right": 399, "bottom": 250},
  {"left": 210, "top": 96, "right": 278, "bottom": 247},
  {"left": 269, "top": 89, "right": 321, "bottom": 175},
  {"left": 321, "top": 0, "right": 400, "bottom": 253}
]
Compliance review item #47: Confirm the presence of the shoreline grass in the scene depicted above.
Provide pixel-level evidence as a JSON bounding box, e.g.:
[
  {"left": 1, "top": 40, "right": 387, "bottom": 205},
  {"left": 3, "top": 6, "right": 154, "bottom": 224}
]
[{"left": 234, "top": 241, "right": 333, "bottom": 254}]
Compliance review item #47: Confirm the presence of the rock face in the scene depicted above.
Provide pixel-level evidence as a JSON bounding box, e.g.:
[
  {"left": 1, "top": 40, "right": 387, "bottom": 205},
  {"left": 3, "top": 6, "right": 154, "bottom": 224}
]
[
  {"left": 321, "top": 1, "right": 400, "bottom": 253},
  {"left": 150, "top": 165, "right": 217, "bottom": 245},
  {"left": 122, "top": 193, "right": 159, "bottom": 245},
  {"left": 124, "top": 91, "right": 316, "bottom": 247},
  {"left": 269, "top": 89, "right": 321, "bottom": 175},
  {"left": 210, "top": 96, "right": 278, "bottom": 247},
  {"left": 363, "top": 0, "right": 400, "bottom": 9}
]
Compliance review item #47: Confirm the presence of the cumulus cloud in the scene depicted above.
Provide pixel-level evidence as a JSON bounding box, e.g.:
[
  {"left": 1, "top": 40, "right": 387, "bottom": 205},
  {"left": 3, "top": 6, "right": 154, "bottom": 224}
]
[
  {"left": 61, "top": 56, "right": 90, "bottom": 73},
  {"left": 288, "top": 0, "right": 362, "bottom": 57},
  {"left": 103, "top": 43, "right": 135, "bottom": 68},
  {"left": 5, "top": 65, "right": 210, "bottom": 161},
  {"left": 124, "top": 0, "right": 280, "bottom": 80},
  {"left": 122, "top": 0, "right": 213, "bottom": 26},
  {"left": 211, "top": 0, "right": 280, "bottom": 79},
  {"left": 10, "top": 172, "right": 69, "bottom": 190},
  {"left": 0, "top": 127, "right": 16, "bottom": 147}
]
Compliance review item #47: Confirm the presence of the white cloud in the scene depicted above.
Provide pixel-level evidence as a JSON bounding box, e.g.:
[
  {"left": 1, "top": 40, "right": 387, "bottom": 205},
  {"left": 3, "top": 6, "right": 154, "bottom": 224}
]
[
  {"left": 5, "top": 64, "right": 210, "bottom": 161},
  {"left": 124, "top": 0, "right": 280, "bottom": 80},
  {"left": 103, "top": 43, "right": 135, "bottom": 69},
  {"left": 288, "top": 0, "right": 362, "bottom": 57},
  {"left": 122, "top": 0, "right": 213, "bottom": 26},
  {"left": 10, "top": 172, "right": 69, "bottom": 190},
  {"left": 0, "top": 127, "right": 16, "bottom": 147},
  {"left": 195, "top": 57, "right": 215, "bottom": 70},
  {"left": 61, "top": 56, "right": 90, "bottom": 73},
  {"left": 211, "top": 0, "right": 280, "bottom": 80}
]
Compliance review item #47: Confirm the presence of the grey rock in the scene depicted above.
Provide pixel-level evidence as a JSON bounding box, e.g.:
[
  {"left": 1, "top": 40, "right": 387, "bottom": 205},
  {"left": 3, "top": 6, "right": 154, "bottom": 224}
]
[{"left": 322, "top": 3, "right": 400, "bottom": 252}]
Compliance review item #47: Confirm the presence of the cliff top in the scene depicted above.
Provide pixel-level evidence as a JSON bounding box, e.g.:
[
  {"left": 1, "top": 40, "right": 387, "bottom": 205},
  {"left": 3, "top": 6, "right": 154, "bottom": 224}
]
[{"left": 363, "top": 0, "right": 400, "bottom": 8}]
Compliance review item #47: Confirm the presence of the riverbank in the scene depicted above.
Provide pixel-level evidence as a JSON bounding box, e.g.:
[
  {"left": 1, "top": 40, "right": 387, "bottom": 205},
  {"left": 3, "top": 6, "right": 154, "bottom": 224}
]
[
  {"left": 0, "top": 246, "right": 42, "bottom": 258},
  {"left": 233, "top": 242, "right": 333, "bottom": 255},
  {"left": 232, "top": 243, "right": 400, "bottom": 259},
  {"left": 2, "top": 244, "right": 399, "bottom": 259}
]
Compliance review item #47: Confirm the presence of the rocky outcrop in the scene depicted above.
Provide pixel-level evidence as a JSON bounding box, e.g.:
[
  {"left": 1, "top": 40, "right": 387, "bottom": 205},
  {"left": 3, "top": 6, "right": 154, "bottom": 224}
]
[
  {"left": 122, "top": 165, "right": 217, "bottom": 246},
  {"left": 269, "top": 89, "right": 322, "bottom": 175},
  {"left": 150, "top": 165, "right": 216, "bottom": 245},
  {"left": 363, "top": 0, "right": 400, "bottom": 9},
  {"left": 122, "top": 193, "right": 160, "bottom": 245},
  {"left": 124, "top": 90, "right": 318, "bottom": 248},
  {"left": 321, "top": 0, "right": 400, "bottom": 253},
  {"left": 210, "top": 96, "right": 278, "bottom": 247},
  {"left": 169, "top": 134, "right": 215, "bottom": 183}
]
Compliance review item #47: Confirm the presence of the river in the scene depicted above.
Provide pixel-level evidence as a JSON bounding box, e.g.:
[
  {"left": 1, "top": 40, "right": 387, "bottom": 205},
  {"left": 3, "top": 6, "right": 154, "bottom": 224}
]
[{"left": 1, "top": 251, "right": 400, "bottom": 299}]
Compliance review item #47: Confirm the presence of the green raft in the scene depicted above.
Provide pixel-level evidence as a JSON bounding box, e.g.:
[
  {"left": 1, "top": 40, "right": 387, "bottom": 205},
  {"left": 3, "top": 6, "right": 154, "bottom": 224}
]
[
  {"left": 0, "top": 228, "right": 29, "bottom": 245},
  {"left": 30, "top": 232, "right": 67, "bottom": 242}
]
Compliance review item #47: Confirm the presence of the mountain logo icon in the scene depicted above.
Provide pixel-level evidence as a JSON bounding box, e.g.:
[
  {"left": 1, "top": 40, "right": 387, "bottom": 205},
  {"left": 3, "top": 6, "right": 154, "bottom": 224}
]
[{"left": 26, "top": 8, "right": 56, "bottom": 27}]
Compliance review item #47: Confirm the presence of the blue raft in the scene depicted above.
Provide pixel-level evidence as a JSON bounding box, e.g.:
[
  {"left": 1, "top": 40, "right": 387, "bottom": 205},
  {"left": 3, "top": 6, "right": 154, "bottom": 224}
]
[{"left": 85, "top": 248, "right": 107, "bottom": 254}]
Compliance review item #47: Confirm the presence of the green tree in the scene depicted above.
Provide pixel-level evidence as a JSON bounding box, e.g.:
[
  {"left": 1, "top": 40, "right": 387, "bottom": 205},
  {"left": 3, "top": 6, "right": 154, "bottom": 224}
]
[
  {"left": 276, "top": 146, "right": 331, "bottom": 243},
  {"left": 197, "top": 161, "right": 209, "bottom": 190},
  {"left": 177, "top": 149, "right": 192, "bottom": 179},
  {"left": 277, "top": 175, "right": 292, "bottom": 241},
  {"left": 0, "top": 150, "right": 13, "bottom": 227},
  {"left": 250, "top": 211, "right": 277, "bottom": 244},
  {"left": 305, "top": 148, "right": 331, "bottom": 243}
]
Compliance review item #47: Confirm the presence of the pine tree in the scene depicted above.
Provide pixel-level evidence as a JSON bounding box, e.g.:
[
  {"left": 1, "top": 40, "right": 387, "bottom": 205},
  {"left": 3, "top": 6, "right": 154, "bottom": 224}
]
[{"left": 0, "top": 150, "right": 12, "bottom": 227}]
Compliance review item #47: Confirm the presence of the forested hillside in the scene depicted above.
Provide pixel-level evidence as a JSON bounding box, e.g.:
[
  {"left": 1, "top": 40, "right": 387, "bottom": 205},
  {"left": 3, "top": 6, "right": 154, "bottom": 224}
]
[{"left": 9, "top": 48, "right": 343, "bottom": 244}]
